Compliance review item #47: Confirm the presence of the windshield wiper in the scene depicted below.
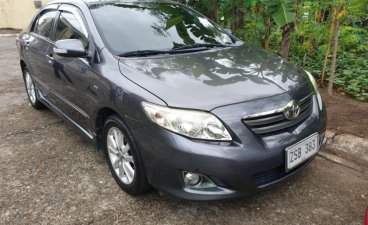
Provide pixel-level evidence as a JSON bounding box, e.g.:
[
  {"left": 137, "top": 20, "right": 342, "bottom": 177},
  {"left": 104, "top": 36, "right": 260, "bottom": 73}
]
[
  {"left": 172, "top": 43, "right": 228, "bottom": 51},
  {"left": 119, "top": 44, "right": 229, "bottom": 57},
  {"left": 119, "top": 50, "right": 173, "bottom": 57}
]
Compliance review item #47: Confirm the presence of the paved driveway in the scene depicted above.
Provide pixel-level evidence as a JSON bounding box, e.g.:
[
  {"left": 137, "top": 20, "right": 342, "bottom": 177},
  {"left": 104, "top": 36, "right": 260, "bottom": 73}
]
[{"left": 0, "top": 36, "right": 367, "bottom": 225}]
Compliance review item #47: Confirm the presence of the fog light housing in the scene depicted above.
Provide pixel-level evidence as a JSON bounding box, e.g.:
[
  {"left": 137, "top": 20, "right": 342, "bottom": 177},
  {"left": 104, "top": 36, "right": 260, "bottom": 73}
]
[
  {"left": 184, "top": 173, "right": 201, "bottom": 186},
  {"left": 182, "top": 172, "right": 217, "bottom": 189}
]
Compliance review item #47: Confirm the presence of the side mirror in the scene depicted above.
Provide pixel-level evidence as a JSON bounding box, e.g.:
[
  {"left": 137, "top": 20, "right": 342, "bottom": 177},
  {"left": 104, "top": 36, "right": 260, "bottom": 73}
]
[{"left": 54, "top": 39, "right": 87, "bottom": 58}]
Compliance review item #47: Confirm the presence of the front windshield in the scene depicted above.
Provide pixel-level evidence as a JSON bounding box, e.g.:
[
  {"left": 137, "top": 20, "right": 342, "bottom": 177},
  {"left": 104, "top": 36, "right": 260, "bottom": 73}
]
[{"left": 89, "top": 2, "right": 234, "bottom": 55}]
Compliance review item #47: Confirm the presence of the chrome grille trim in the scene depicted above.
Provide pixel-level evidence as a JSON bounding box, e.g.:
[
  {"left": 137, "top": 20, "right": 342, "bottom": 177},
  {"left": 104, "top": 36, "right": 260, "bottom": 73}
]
[
  {"left": 243, "top": 93, "right": 313, "bottom": 120},
  {"left": 242, "top": 93, "right": 314, "bottom": 135}
]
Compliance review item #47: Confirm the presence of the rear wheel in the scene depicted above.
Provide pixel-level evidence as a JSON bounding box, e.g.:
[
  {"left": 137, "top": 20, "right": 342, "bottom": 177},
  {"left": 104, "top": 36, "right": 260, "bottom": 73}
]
[
  {"left": 103, "top": 115, "right": 149, "bottom": 195},
  {"left": 23, "top": 68, "right": 44, "bottom": 109}
]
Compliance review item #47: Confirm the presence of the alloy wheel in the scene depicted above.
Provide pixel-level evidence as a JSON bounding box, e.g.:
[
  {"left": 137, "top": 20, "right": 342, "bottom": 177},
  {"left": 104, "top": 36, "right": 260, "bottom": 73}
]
[
  {"left": 107, "top": 127, "right": 135, "bottom": 185},
  {"left": 25, "top": 71, "right": 36, "bottom": 104}
]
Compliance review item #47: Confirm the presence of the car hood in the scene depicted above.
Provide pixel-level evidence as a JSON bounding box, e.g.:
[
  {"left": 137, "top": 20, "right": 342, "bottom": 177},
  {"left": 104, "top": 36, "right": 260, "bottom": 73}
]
[{"left": 118, "top": 43, "right": 310, "bottom": 111}]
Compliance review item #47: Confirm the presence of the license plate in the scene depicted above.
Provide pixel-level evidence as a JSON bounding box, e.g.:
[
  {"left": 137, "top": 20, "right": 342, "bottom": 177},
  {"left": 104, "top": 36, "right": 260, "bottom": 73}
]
[{"left": 285, "top": 133, "right": 319, "bottom": 171}]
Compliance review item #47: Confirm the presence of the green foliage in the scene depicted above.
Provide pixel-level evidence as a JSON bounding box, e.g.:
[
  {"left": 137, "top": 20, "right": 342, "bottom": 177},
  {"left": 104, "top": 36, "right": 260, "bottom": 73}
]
[
  {"left": 339, "top": 26, "right": 368, "bottom": 54},
  {"left": 186, "top": 0, "right": 213, "bottom": 17},
  {"left": 334, "top": 52, "right": 368, "bottom": 101},
  {"left": 348, "top": 0, "right": 368, "bottom": 21},
  {"left": 238, "top": 14, "right": 264, "bottom": 46},
  {"left": 262, "top": 0, "right": 296, "bottom": 28},
  {"left": 289, "top": 48, "right": 368, "bottom": 101}
]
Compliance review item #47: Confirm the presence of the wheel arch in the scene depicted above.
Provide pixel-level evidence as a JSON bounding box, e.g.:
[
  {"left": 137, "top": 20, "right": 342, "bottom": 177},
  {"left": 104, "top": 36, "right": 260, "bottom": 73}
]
[
  {"left": 94, "top": 107, "right": 122, "bottom": 151},
  {"left": 20, "top": 60, "right": 27, "bottom": 73}
]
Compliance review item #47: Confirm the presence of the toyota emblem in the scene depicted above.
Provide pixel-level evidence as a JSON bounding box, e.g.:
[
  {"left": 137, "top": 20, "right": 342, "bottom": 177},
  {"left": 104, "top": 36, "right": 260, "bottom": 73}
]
[{"left": 283, "top": 101, "right": 301, "bottom": 120}]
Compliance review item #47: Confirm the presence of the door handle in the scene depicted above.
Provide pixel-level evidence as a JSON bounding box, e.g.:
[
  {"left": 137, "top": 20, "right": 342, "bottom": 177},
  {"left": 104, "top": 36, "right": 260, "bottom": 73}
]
[
  {"left": 25, "top": 41, "right": 30, "bottom": 49},
  {"left": 46, "top": 54, "right": 54, "bottom": 63}
]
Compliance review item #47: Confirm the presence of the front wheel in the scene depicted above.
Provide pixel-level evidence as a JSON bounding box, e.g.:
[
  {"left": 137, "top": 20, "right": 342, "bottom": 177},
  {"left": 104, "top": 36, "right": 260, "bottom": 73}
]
[
  {"left": 103, "top": 115, "right": 149, "bottom": 195},
  {"left": 23, "top": 68, "right": 44, "bottom": 109}
]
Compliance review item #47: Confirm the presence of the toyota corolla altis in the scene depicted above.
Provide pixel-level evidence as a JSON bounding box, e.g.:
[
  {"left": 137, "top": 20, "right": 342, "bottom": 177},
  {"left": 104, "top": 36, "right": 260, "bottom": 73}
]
[{"left": 17, "top": 0, "right": 327, "bottom": 200}]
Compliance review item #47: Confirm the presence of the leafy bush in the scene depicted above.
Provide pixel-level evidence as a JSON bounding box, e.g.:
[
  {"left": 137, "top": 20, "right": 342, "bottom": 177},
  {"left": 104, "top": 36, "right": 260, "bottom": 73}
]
[
  {"left": 289, "top": 49, "right": 368, "bottom": 101},
  {"left": 334, "top": 52, "right": 368, "bottom": 101},
  {"left": 339, "top": 26, "right": 368, "bottom": 54}
]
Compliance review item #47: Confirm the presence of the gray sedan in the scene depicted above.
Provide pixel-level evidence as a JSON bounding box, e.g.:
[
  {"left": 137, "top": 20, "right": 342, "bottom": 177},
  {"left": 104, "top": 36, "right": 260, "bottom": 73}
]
[{"left": 17, "top": 0, "right": 327, "bottom": 200}]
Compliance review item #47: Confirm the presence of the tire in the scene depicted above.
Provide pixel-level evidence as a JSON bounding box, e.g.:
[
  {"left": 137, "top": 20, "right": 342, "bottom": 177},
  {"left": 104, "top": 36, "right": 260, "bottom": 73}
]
[
  {"left": 23, "top": 68, "right": 45, "bottom": 110},
  {"left": 103, "top": 114, "right": 149, "bottom": 195}
]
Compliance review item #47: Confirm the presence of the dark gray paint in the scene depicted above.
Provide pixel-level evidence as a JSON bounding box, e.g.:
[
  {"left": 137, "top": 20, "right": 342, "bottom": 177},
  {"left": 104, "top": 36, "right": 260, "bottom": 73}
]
[{"left": 119, "top": 43, "right": 310, "bottom": 111}]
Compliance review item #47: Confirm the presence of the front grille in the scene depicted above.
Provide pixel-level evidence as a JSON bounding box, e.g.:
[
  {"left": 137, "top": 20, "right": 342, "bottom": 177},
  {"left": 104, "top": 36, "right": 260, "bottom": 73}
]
[{"left": 242, "top": 94, "right": 313, "bottom": 135}]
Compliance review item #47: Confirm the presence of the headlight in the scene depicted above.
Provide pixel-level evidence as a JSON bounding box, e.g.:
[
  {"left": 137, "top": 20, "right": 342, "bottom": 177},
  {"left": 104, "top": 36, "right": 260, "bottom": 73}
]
[
  {"left": 305, "top": 71, "right": 323, "bottom": 110},
  {"left": 141, "top": 102, "right": 232, "bottom": 141}
]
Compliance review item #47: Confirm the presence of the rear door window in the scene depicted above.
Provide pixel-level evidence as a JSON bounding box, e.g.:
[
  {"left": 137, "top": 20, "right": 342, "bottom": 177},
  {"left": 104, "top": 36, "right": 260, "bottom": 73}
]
[{"left": 33, "top": 10, "right": 58, "bottom": 39}]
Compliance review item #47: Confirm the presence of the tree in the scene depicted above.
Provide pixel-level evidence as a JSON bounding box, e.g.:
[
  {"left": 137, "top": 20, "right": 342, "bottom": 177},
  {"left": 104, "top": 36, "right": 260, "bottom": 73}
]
[
  {"left": 328, "top": 4, "right": 346, "bottom": 95},
  {"left": 262, "top": 0, "right": 298, "bottom": 60},
  {"left": 209, "top": 0, "right": 218, "bottom": 22},
  {"left": 321, "top": 6, "right": 336, "bottom": 86},
  {"left": 256, "top": 2, "right": 272, "bottom": 49},
  {"left": 222, "top": 0, "right": 245, "bottom": 33},
  {"left": 181, "top": 0, "right": 218, "bottom": 22}
]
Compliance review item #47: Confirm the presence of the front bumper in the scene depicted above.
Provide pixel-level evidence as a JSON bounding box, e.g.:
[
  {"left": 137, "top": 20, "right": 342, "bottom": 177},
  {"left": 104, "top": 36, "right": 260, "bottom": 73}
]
[{"left": 131, "top": 94, "right": 327, "bottom": 200}]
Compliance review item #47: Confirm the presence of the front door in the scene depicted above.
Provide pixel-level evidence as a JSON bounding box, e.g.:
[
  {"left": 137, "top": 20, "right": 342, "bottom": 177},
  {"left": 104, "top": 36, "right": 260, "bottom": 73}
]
[{"left": 46, "top": 6, "right": 98, "bottom": 134}]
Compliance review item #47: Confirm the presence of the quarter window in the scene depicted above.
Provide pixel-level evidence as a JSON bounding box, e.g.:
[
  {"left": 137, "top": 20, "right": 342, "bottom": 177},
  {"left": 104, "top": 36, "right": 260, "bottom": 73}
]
[
  {"left": 55, "top": 11, "right": 89, "bottom": 48},
  {"left": 33, "top": 10, "right": 57, "bottom": 39}
]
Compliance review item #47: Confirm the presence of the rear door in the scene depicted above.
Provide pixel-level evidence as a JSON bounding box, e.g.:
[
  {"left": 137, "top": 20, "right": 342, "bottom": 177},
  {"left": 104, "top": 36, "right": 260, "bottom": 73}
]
[{"left": 24, "top": 8, "right": 58, "bottom": 97}]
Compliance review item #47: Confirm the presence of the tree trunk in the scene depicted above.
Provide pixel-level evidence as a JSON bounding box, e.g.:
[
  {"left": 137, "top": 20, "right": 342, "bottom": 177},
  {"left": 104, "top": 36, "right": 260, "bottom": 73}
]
[
  {"left": 209, "top": 0, "right": 218, "bottom": 22},
  {"left": 231, "top": 7, "right": 237, "bottom": 31},
  {"left": 177, "top": 0, "right": 186, "bottom": 4},
  {"left": 303, "top": 43, "right": 314, "bottom": 68},
  {"left": 302, "top": 53, "right": 308, "bottom": 68},
  {"left": 236, "top": 8, "right": 244, "bottom": 31},
  {"left": 230, "top": 5, "right": 244, "bottom": 34},
  {"left": 316, "top": 10, "right": 325, "bottom": 23},
  {"left": 321, "top": 20, "right": 335, "bottom": 86},
  {"left": 328, "top": 19, "right": 340, "bottom": 96},
  {"left": 279, "top": 0, "right": 299, "bottom": 60},
  {"left": 262, "top": 17, "right": 271, "bottom": 49},
  {"left": 280, "top": 23, "right": 295, "bottom": 60}
]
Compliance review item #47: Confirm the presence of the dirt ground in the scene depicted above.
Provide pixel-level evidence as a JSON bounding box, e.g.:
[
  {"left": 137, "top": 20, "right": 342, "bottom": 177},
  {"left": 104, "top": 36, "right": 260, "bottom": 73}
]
[
  {"left": 320, "top": 89, "right": 368, "bottom": 137},
  {"left": 0, "top": 36, "right": 367, "bottom": 225}
]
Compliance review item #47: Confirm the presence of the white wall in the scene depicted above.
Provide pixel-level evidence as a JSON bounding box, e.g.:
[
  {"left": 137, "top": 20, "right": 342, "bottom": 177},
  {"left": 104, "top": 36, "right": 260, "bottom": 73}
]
[{"left": 0, "top": 0, "right": 50, "bottom": 29}]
